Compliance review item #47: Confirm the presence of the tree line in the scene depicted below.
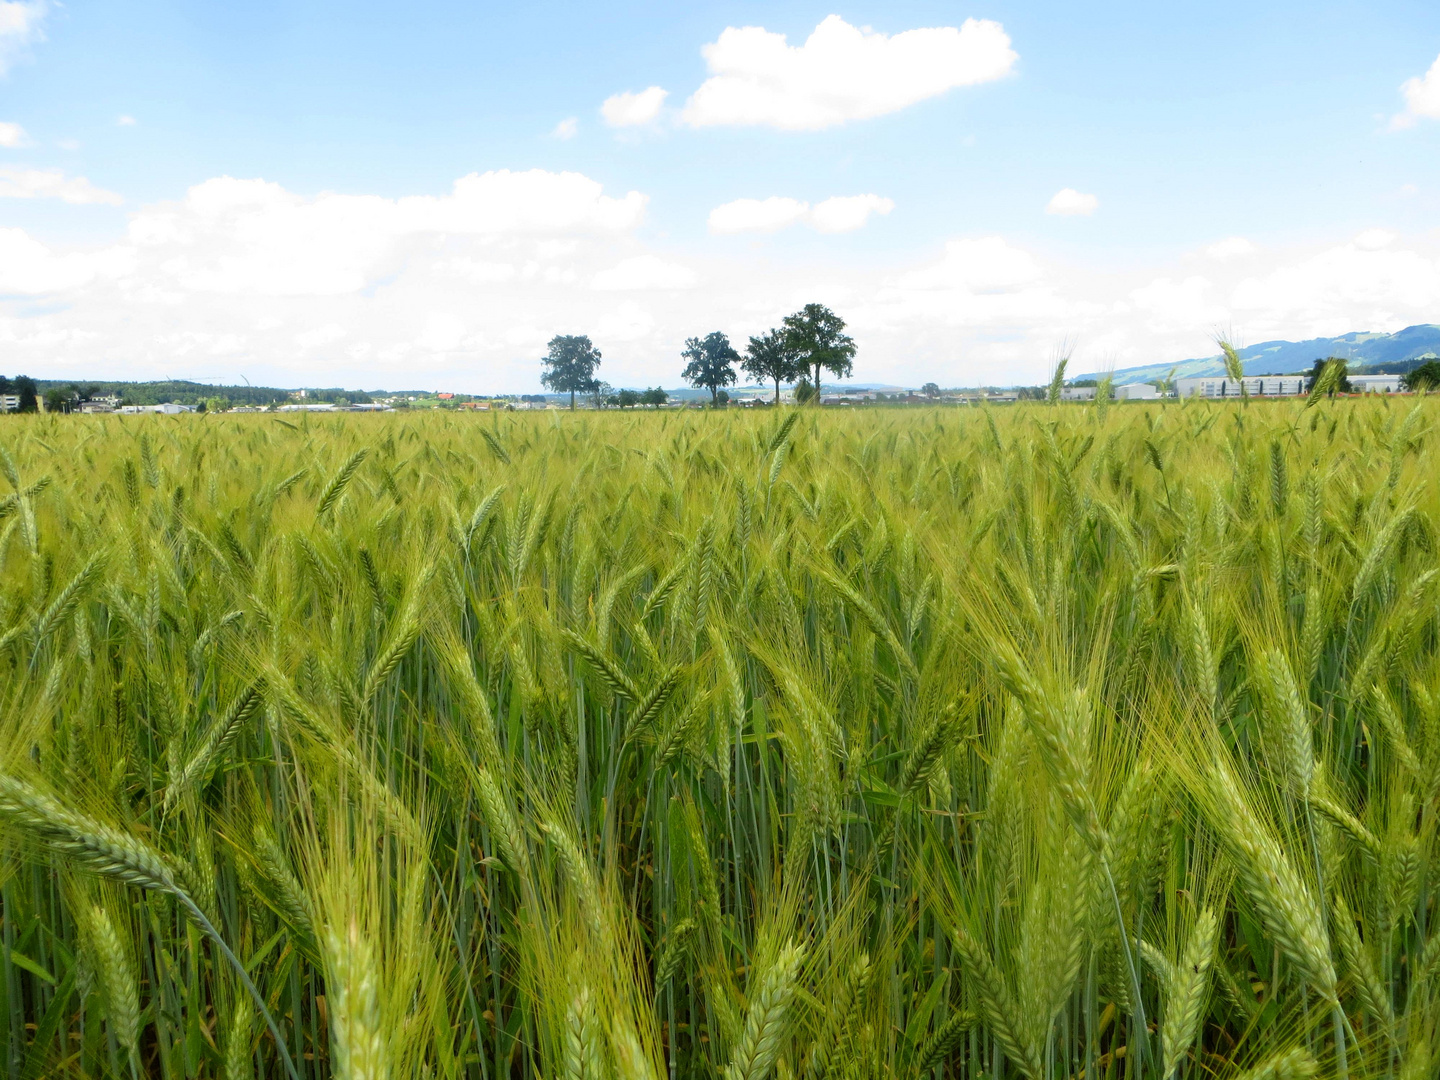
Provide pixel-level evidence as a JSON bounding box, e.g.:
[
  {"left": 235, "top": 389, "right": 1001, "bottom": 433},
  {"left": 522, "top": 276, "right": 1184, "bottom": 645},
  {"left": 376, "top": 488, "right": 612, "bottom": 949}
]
[{"left": 541, "top": 302, "right": 857, "bottom": 408}]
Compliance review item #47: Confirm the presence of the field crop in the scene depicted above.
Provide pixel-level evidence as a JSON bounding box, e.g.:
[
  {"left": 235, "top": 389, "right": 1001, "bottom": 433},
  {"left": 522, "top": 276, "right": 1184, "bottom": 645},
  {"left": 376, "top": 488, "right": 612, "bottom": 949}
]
[{"left": 0, "top": 400, "right": 1438, "bottom": 1080}]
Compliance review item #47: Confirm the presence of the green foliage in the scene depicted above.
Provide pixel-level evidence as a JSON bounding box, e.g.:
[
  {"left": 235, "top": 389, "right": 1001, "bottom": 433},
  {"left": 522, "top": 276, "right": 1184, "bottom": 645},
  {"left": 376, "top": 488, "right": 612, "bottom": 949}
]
[
  {"left": 0, "top": 399, "right": 1434, "bottom": 1080},
  {"left": 681, "top": 331, "right": 740, "bottom": 404},
  {"left": 541, "top": 333, "right": 603, "bottom": 408},
  {"left": 781, "top": 304, "right": 854, "bottom": 398}
]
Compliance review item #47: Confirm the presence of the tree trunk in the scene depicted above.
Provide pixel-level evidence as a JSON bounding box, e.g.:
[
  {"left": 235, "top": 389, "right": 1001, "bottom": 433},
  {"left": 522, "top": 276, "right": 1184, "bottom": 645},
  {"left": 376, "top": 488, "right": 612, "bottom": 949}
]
[
  {"left": 774, "top": 378, "right": 780, "bottom": 404},
  {"left": 570, "top": 389, "right": 575, "bottom": 410},
  {"left": 813, "top": 363, "right": 821, "bottom": 403},
  {"left": 711, "top": 386, "right": 718, "bottom": 405}
]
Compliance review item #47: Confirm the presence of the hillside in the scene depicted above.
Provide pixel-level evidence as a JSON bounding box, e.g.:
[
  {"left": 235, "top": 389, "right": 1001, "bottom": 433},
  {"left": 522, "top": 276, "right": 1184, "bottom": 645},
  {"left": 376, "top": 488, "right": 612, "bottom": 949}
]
[{"left": 1079, "top": 323, "right": 1440, "bottom": 385}]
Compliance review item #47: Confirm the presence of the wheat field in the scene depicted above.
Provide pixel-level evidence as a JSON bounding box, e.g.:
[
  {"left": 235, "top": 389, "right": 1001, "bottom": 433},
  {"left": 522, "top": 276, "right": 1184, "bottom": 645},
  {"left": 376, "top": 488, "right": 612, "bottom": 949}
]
[{"left": 0, "top": 399, "right": 1436, "bottom": 1080}]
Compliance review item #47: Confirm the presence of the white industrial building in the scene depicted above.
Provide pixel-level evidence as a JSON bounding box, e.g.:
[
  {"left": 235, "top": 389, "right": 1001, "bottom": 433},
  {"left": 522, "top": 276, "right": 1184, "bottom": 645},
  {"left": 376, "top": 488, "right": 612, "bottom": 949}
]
[
  {"left": 1349, "top": 374, "right": 1403, "bottom": 393},
  {"left": 1115, "top": 383, "right": 1160, "bottom": 400},
  {"left": 117, "top": 402, "right": 195, "bottom": 414},
  {"left": 1175, "top": 376, "right": 1307, "bottom": 398}
]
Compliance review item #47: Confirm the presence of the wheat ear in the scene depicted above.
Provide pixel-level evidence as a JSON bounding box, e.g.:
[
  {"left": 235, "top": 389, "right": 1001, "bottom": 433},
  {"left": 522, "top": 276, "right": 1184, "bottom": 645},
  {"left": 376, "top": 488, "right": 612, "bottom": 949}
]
[
  {"left": 724, "top": 940, "right": 804, "bottom": 1080},
  {"left": 324, "top": 918, "right": 388, "bottom": 1080},
  {"left": 1161, "top": 907, "right": 1218, "bottom": 1079}
]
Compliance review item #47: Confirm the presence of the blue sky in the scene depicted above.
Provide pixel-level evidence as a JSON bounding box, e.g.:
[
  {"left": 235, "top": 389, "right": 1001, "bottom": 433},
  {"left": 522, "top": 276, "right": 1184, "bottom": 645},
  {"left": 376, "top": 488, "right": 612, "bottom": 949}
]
[{"left": 1, "top": 1, "right": 1438, "bottom": 390}]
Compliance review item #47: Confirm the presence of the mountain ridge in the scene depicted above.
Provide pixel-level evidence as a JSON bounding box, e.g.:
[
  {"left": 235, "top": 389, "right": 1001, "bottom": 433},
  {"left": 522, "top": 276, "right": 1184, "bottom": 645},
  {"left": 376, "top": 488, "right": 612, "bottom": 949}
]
[{"left": 1076, "top": 324, "right": 1440, "bottom": 385}]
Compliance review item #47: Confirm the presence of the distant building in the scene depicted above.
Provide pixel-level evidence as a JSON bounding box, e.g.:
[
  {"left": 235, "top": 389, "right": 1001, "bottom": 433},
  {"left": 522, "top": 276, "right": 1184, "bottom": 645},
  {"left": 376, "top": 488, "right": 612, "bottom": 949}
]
[
  {"left": 277, "top": 402, "right": 337, "bottom": 412},
  {"left": 1350, "top": 373, "right": 1402, "bottom": 393},
  {"left": 118, "top": 402, "right": 195, "bottom": 414},
  {"left": 1060, "top": 386, "right": 1096, "bottom": 401},
  {"left": 1115, "top": 383, "right": 1159, "bottom": 400},
  {"left": 1175, "top": 376, "right": 1307, "bottom": 398}
]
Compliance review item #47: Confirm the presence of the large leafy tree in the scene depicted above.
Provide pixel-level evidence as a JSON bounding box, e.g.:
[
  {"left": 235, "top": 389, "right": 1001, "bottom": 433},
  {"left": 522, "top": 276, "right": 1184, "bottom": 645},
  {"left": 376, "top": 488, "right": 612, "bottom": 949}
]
[
  {"left": 15, "top": 376, "right": 37, "bottom": 414},
  {"left": 1402, "top": 360, "right": 1440, "bottom": 392},
  {"left": 782, "top": 304, "right": 855, "bottom": 401},
  {"left": 540, "top": 335, "right": 602, "bottom": 410},
  {"left": 681, "top": 331, "right": 739, "bottom": 405},
  {"left": 743, "top": 329, "right": 799, "bottom": 404}
]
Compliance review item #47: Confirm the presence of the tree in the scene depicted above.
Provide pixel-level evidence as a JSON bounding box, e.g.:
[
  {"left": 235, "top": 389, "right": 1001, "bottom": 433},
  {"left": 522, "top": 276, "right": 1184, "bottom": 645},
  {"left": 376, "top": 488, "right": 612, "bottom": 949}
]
[
  {"left": 641, "top": 386, "right": 668, "bottom": 408},
  {"left": 743, "top": 329, "right": 799, "bottom": 404},
  {"left": 15, "top": 376, "right": 37, "bottom": 413},
  {"left": 922, "top": 382, "right": 941, "bottom": 399},
  {"left": 681, "top": 331, "right": 739, "bottom": 405},
  {"left": 43, "top": 388, "right": 69, "bottom": 413},
  {"left": 541, "top": 335, "right": 602, "bottom": 410},
  {"left": 1402, "top": 360, "right": 1440, "bottom": 392},
  {"left": 794, "top": 377, "right": 817, "bottom": 404},
  {"left": 781, "top": 304, "right": 855, "bottom": 401},
  {"left": 617, "top": 388, "right": 640, "bottom": 408}
]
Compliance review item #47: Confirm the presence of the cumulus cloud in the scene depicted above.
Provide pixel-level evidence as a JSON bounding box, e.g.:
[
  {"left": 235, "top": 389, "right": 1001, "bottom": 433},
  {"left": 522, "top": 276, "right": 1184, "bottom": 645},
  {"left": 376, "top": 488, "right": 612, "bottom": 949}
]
[
  {"left": 0, "top": 1, "right": 46, "bottom": 74},
  {"left": 709, "top": 196, "right": 809, "bottom": 234},
  {"left": 1230, "top": 233, "right": 1440, "bottom": 333},
  {"left": 809, "top": 194, "right": 894, "bottom": 233},
  {"left": 596, "top": 300, "right": 655, "bottom": 341},
  {"left": 592, "top": 254, "right": 698, "bottom": 291},
  {"left": 601, "top": 87, "right": 667, "bottom": 127},
  {"left": 0, "top": 121, "right": 28, "bottom": 147},
  {"left": 0, "top": 226, "right": 132, "bottom": 294},
  {"left": 893, "top": 237, "right": 1042, "bottom": 292},
  {"left": 1129, "top": 276, "right": 1226, "bottom": 331},
  {"left": 0, "top": 167, "right": 122, "bottom": 205},
  {"left": 1045, "top": 188, "right": 1098, "bottom": 216},
  {"left": 708, "top": 193, "right": 892, "bottom": 234},
  {"left": 1204, "top": 237, "right": 1257, "bottom": 260},
  {"left": 682, "top": 15, "right": 1016, "bottom": 130},
  {"left": 116, "top": 115, "right": 137, "bottom": 127},
  {"left": 1394, "top": 52, "right": 1440, "bottom": 128},
  {"left": 123, "top": 170, "right": 646, "bottom": 296}
]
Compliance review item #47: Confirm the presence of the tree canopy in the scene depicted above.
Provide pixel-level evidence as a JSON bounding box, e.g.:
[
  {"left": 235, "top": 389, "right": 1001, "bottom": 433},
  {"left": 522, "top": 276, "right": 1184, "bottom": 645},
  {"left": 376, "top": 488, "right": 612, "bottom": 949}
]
[
  {"left": 680, "top": 331, "right": 740, "bottom": 405},
  {"left": 1401, "top": 360, "right": 1440, "bottom": 392},
  {"left": 782, "top": 304, "right": 855, "bottom": 400},
  {"left": 540, "top": 335, "right": 602, "bottom": 409},
  {"left": 743, "top": 329, "right": 799, "bottom": 404}
]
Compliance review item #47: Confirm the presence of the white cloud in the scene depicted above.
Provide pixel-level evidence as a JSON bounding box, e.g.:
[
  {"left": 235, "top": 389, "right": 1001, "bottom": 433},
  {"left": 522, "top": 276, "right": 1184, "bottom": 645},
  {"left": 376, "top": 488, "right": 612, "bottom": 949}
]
[
  {"left": 1400, "top": 183, "right": 1419, "bottom": 196},
  {"left": 0, "top": 121, "right": 28, "bottom": 147},
  {"left": 434, "top": 257, "right": 517, "bottom": 284},
  {"left": 117, "top": 115, "right": 137, "bottom": 127},
  {"left": 1394, "top": 52, "right": 1440, "bottom": 128},
  {"left": 1045, "top": 188, "right": 1098, "bottom": 216},
  {"left": 593, "top": 254, "right": 698, "bottom": 291},
  {"left": 1354, "top": 228, "right": 1396, "bottom": 251},
  {"left": 552, "top": 117, "right": 578, "bottom": 139},
  {"left": 123, "top": 170, "right": 647, "bottom": 296},
  {"left": 0, "top": 226, "right": 132, "bottom": 294},
  {"left": 0, "top": 1, "right": 45, "bottom": 74},
  {"left": 596, "top": 300, "right": 654, "bottom": 341},
  {"left": 708, "top": 193, "right": 893, "bottom": 234},
  {"left": 601, "top": 86, "right": 667, "bottom": 127},
  {"left": 683, "top": 15, "right": 1016, "bottom": 130},
  {"left": 1230, "top": 234, "right": 1440, "bottom": 332},
  {"left": 1129, "top": 276, "right": 1226, "bottom": 331},
  {"left": 295, "top": 323, "right": 346, "bottom": 349},
  {"left": 0, "top": 167, "right": 122, "bottom": 205},
  {"left": 1204, "top": 237, "right": 1257, "bottom": 260},
  {"left": 893, "top": 237, "right": 1042, "bottom": 291},
  {"left": 709, "top": 196, "right": 810, "bottom": 234},
  {"left": 809, "top": 194, "right": 894, "bottom": 233}
]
